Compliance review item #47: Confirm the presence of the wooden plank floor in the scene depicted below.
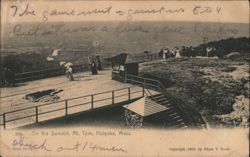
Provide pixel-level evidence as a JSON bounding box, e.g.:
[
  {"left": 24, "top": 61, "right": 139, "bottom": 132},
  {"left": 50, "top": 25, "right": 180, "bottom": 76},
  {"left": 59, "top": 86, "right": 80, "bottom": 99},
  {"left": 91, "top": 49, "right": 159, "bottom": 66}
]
[
  {"left": 0, "top": 69, "right": 143, "bottom": 128},
  {"left": 0, "top": 69, "right": 135, "bottom": 113}
]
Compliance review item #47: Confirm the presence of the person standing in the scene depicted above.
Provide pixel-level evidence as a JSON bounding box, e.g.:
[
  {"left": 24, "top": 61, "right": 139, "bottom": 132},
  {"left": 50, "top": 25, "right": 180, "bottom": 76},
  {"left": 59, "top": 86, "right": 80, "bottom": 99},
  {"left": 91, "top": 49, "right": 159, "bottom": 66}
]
[
  {"left": 5, "top": 68, "right": 15, "bottom": 86},
  {"left": 91, "top": 60, "right": 98, "bottom": 75},
  {"left": 96, "top": 55, "right": 102, "bottom": 70},
  {"left": 66, "top": 66, "right": 74, "bottom": 81},
  {"left": 2, "top": 67, "right": 7, "bottom": 86}
]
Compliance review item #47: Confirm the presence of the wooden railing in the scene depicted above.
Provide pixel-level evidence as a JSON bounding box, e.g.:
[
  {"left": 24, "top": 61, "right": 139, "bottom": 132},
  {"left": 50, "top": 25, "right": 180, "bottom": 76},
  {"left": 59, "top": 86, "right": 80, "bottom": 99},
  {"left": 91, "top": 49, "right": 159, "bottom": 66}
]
[
  {"left": 0, "top": 86, "right": 144, "bottom": 129},
  {"left": 125, "top": 74, "right": 165, "bottom": 93},
  {"left": 14, "top": 64, "right": 88, "bottom": 83},
  {"left": 130, "top": 53, "right": 160, "bottom": 62},
  {"left": 13, "top": 53, "right": 161, "bottom": 83}
]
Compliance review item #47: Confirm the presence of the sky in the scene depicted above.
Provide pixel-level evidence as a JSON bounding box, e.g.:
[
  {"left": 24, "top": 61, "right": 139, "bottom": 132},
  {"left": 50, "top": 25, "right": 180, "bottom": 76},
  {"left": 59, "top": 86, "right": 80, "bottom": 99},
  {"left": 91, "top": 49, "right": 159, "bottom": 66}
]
[{"left": 1, "top": 0, "right": 249, "bottom": 24}]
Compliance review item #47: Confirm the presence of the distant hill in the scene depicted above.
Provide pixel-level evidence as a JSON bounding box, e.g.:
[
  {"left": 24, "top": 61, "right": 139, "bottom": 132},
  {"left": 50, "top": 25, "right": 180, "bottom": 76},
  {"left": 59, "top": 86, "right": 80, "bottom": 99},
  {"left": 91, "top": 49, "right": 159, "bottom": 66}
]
[
  {"left": 182, "top": 37, "right": 250, "bottom": 58},
  {"left": 2, "top": 21, "right": 249, "bottom": 54},
  {"left": 1, "top": 21, "right": 249, "bottom": 75},
  {"left": 204, "top": 37, "right": 250, "bottom": 55}
]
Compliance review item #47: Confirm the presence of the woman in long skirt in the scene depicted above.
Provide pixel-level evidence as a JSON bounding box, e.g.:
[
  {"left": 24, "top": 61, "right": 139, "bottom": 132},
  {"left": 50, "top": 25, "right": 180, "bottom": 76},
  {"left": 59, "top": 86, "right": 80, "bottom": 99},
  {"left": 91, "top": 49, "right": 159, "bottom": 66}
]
[{"left": 91, "top": 61, "right": 98, "bottom": 75}]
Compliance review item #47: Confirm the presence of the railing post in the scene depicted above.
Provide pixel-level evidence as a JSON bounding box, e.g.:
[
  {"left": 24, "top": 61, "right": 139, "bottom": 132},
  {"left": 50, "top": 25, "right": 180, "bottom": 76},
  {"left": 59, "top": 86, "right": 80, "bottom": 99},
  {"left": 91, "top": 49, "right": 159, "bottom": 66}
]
[
  {"left": 142, "top": 86, "right": 145, "bottom": 97},
  {"left": 158, "top": 81, "right": 160, "bottom": 92},
  {"left": 3, "top": 113, "right": 6, "bottom": 129},
  {"left": 128, "top": 87, "right": 131, "bottom": 101},
  {"left": 143, "top": 79, "right": 146, "bottom": 87},
  {"left": 65, "top": 100, "right": 68, "bottom": 115},
  {"left": 14, "top": 74, "right": 16, "bottom": 84},
  {"left": 20, "top": 74, "right": 23, "bottom": 83},
  {"left": 35, "top": 106, "right": 39, "bottom": 123},
  {"left": 91, "top": 95, "right": 94, "bottom": 109},
  {"left": 112, "top": 91, "right": 114, "bottom": 105},
  {"left": 124, "top": 74, "right": 127, "bottom": 83}
]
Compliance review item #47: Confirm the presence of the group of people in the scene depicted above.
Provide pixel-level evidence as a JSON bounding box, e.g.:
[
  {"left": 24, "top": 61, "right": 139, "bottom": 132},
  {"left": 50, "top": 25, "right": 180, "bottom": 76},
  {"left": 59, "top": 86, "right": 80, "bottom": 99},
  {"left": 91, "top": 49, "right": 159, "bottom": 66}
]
[
  {"left": 90, "top": 55, "right": 102, "bottom": 75},
  {"left": 65, "top": 55, "right": 103, "bottom": 81},
  {"left": 158, "top": 47, "right": 181, "bottom": 59},
  {"left": 90, "top": 59, "right": 98, "bottom": 75}
]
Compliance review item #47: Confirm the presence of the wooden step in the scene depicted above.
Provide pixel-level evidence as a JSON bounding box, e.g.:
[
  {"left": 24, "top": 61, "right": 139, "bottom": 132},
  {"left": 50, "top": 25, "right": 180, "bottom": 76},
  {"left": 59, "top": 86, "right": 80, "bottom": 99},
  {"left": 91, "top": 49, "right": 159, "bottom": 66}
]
[
  {"left": 168, "top": 119, "right": 185, "bottom": 126},
  {"left": 161, "top": 108, "right": 177, "bottom": 114},
  {"left": 149, "top": 94, "right": 164, "bottom": 99},
  {"left": 152, "top": 94, "right": 165, "bottom": 99},
  {"left": 159, "top": 101, "right": 171, "bottom": 106},
  {"left": 173, "top": 123, "right": 188, "bottom": 129},
  {"left": 169, "top": 115, "right": 181, "bottom": 120},
  {"left": 168, "top": 112, "right": 178, "bottom": 117},
  {"left": 156, "top": 98, "right": 169, "bottom": 104}
]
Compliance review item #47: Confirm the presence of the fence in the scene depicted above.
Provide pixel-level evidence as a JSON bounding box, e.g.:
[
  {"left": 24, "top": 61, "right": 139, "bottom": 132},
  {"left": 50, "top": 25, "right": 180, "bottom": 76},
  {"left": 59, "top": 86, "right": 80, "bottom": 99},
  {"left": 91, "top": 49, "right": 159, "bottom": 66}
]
[
  {"left": 13, "top": 53, "right": 161, "bottom": 83},
  {"left": 14, "top": 64, "right": 88, "bottom": 83},
  {"left": 125, "top": 74, "right": 165, "bottom": 92},
  {"left": 0, "top": 86, "right": 144, "bottom": 129},
  {"left": 130, "top": 53, "right": 160, "bottom": 62}
]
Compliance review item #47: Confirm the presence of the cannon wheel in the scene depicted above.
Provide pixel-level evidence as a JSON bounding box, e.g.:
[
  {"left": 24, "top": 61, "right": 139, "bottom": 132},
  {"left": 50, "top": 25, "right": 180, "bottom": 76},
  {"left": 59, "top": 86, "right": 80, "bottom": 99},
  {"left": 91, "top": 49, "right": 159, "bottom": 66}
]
[{"left": 125, "top": 109, "right": 143, "bottom": 128}]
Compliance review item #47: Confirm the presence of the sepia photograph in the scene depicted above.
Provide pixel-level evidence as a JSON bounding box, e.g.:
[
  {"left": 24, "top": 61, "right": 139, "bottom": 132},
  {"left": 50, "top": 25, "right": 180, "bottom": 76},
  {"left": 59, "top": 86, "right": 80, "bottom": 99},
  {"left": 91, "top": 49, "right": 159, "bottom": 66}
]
[{"left": 0, "top": 0, "right": 249, "bottom": 156}]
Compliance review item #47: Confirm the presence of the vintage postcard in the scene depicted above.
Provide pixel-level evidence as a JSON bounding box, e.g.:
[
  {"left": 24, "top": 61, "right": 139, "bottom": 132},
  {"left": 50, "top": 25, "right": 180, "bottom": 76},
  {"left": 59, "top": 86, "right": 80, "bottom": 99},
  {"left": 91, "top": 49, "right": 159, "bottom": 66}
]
[{"left": 0, "top": 0, "right": 249, "bottom": 156}]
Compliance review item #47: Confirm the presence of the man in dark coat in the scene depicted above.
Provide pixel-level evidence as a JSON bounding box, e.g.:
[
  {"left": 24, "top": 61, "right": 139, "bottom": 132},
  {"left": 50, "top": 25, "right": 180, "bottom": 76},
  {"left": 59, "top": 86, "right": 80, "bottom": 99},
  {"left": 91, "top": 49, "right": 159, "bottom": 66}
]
[
  {"left": 96, "top": 55, "right": 102, "bottom": 70},
  {"left": 91, "top": 60, "right": 98, "bottom": 75}
]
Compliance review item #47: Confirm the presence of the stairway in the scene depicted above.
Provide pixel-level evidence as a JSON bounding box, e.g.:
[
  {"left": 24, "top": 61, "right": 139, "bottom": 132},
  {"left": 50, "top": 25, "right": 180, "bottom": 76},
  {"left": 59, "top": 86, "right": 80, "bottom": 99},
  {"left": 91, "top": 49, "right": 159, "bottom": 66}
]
[
  {"left": 146, "top": 93, "right": 189, "bottom": 129},
  {"left": 121, "top": 73, "right": 191, "bottom": 129},
  {"left": 144, "top": 89, "right": 160, "bottom": 97}
]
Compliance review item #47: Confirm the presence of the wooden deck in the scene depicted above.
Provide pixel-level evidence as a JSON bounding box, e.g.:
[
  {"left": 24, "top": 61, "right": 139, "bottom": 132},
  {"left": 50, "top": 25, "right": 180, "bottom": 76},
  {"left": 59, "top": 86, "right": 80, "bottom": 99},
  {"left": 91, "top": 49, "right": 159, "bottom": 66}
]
[
  {"left": 1, "top": 69, "right": 131, "bottom": 113},
  {"left": 0, "top": 69, "right": 143, "bottom": 129}
]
